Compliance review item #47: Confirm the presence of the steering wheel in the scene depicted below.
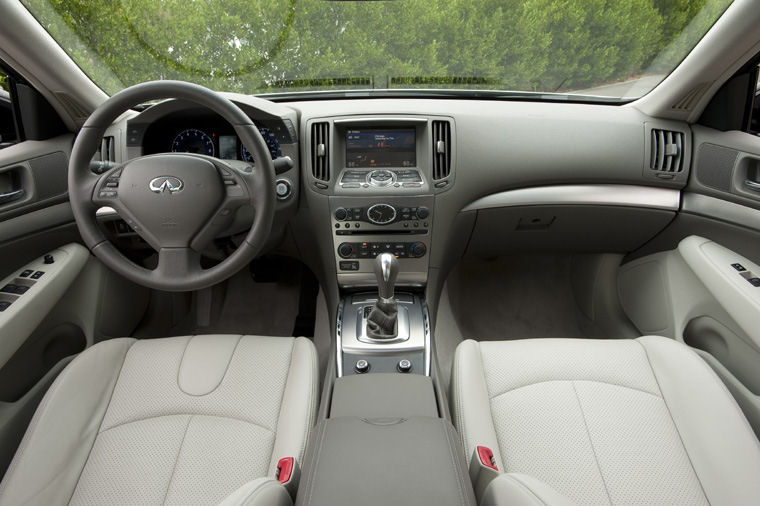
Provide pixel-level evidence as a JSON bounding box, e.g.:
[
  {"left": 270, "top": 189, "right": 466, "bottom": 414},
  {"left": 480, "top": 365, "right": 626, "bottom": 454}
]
[{"left": 68, "top": 81, "right": 276, "bottom": 292}]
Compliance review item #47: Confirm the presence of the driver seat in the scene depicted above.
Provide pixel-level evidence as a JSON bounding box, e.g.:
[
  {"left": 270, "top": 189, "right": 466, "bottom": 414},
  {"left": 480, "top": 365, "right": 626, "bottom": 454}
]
[{"left": 0, "top": 334, "right": 318, "bottom": 506}]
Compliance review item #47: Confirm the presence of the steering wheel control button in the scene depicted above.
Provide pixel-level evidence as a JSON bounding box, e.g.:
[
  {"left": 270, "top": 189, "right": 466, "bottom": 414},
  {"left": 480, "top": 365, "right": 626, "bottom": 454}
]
[
  {"left": 355, "top": 359, "right": 370, "bottom": 374},
  {"left": 31, "top": 271, "right": 45, "bottom": 279},
  {"left": 20, "top": 270, "right": 33, "bottom": 277},
  {"left": 732, "top": 263, "right": 746, "bottom": 271},
  {"left": 44, "top": 255, "right": 54, "bottom": 264},
  {"left": 397, "top": 359, "right": 412, "bottom": 373}
]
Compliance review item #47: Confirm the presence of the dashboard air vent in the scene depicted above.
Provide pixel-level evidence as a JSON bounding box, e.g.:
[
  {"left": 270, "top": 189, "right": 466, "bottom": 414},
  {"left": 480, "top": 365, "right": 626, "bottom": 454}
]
[
  {"left": 650, "top": 129, "right": 684, "bottom": 173},
  {"left": 311, "top": 122, "right": 330, "bottom": 181},
  {"left": 432, "top": 120, "right": 451, "bottom": 180}
]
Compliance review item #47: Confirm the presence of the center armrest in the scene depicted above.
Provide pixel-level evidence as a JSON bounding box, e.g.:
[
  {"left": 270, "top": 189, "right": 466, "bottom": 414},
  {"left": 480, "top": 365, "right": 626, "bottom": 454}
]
[{"left": 330, "top": 373, "right": 438, "bottom": 418}]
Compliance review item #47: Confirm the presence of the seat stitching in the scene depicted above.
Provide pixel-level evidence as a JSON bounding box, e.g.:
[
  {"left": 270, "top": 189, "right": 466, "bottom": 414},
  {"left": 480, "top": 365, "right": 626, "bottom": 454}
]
[
  {"left": 490, "top": 379, "right": 661, "bottom": 401},
  {"left": 160, "top": 414, "right": 193, "bottom": 506},
  {"left": 97, "top": 413, "right": 275, "bottom": 435},
  {"left": 571, "top": 381, "right": 613, "bottom": 506},
  {"left": 635, "top": 339, "right": 710, "bottom": 504},
  {"left": 67, "top": 339, "right": 137, "bottom": 504}
]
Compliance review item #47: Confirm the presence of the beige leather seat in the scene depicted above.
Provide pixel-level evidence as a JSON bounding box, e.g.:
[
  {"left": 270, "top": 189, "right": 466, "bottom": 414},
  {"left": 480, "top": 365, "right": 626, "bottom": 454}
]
[
  {"left": 451, "top": 336, "right": 760, "bottom": 506},
  {"left": 0, "top": 334, "right": 318, "bottom": 506}
]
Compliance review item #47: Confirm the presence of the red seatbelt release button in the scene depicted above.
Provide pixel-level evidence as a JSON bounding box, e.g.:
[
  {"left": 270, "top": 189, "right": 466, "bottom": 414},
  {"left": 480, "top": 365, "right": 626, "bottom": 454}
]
[
  {"left": 276, "top": 457, "right": 294, "bottom": 484},
  {"left": 477, "top": 446, "right": 498, "bottom": 471}
]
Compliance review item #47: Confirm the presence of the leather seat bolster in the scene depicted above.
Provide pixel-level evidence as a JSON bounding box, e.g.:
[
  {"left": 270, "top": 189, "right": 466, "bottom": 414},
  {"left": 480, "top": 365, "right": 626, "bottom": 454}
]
[
  {"left": 481, "top": 473, "right": 576, "bottom": 506},
  {"left": 0, "top": 338, "right": 135, "bottom": 506},
  {"left": 219, "top": 477, "right": 293, "bottom": 506},
  {"left": 268, "top": 337, "right": 319, "bottom": 476},
  {"left": 638, "top": 335, "right": 760, "bottom": 504},
  {"left": 451, "top": 339, "right": 504, "bottom": 470}
]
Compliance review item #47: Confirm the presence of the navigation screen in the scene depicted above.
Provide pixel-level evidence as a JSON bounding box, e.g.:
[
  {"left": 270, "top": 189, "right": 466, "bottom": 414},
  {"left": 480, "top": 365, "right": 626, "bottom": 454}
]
[{"left": 345, "top": 129, "right": 416, "bottom": 168}]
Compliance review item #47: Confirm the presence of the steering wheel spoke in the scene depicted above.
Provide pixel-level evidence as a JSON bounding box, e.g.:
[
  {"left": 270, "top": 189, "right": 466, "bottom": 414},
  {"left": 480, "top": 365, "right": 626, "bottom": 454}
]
[{"left": 157, "top": 247, "right": 202, "bottom": 278}]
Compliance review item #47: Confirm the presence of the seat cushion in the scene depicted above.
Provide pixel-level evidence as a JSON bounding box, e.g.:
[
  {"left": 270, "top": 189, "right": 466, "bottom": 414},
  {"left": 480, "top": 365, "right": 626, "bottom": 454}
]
[
  {"left": 0, "top": 335, "right": 318, "bottom": 506},
  {"left": 451, "top": 336, "right": 760, "bottom": 506}
]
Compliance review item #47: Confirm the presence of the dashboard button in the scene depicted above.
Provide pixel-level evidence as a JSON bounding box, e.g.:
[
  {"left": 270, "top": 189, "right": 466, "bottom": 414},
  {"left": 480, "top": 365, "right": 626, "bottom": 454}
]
[
  {"left": 416, "top": 207, "right": 430, "bottom": 219},
  {"left": 334, "top": 208, "right": 348, "bottom": 221},
  {"left": 338, "top": 243, "right": 354, "bottom": 258},
  {"left": 355, "top": 359, "right": 370, "bottom": 374},
  {"left": 397, "top": 359, "right": 412, "bottom": 373}
]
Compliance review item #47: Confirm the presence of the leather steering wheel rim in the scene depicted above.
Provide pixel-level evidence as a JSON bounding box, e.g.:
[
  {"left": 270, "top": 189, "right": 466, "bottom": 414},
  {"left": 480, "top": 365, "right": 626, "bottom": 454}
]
[{"left": 68, "top": 80, "right": 276, "bottom": 292}]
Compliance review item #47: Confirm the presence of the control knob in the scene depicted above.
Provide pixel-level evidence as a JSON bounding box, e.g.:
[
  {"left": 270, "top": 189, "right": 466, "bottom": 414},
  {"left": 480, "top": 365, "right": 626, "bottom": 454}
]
[
  {"left": 338, "top": 242, "right": 354, "bottom": 258},
  {"left": 409, "top": 242, "right": 427, "bottom": 258},
  {"left": 416, "top": 206, "right": 429, "bottom": 219},
  {"left": 355, "top": 359, "right": 370, "bottom": 374},
  {"left": 334, "top": 208, "right": 348, "bottom": 221}
]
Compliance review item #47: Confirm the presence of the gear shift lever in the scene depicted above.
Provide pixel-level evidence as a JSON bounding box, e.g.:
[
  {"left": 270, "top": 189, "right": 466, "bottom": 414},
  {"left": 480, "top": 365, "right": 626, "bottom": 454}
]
[
  {"left": 366, "top": 253, "right": 399, "bottom": 339},
  {"left": 375, "top": 252, "right": 399, "bottom": 302}
]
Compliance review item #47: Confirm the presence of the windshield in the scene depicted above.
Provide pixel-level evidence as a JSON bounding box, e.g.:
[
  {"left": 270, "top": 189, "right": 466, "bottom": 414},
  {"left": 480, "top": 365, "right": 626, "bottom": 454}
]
[{"left": 21, "top": 0, "right": 732, "bottom": 100}]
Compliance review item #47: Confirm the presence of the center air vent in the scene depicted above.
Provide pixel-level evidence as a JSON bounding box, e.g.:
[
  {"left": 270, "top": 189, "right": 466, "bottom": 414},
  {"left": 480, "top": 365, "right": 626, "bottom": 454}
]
[
  {"left": 311, "top": 122, "right": 330, "bottom": 181},
  {"left": 432, "top": 120, "right": 451, "bottom": 181},
  {"left": 650, "top": 129, "right": 684, "bottom": 173}
]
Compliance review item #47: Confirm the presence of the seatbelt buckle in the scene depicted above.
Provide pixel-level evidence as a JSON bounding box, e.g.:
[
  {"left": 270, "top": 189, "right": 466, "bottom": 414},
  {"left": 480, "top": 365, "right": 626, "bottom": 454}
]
[
  {"left": 276, "top": 457, "right": 300, "bottom": 499},
  {"left": 469, "top": 446, "right": 500, "bottom": 502}
]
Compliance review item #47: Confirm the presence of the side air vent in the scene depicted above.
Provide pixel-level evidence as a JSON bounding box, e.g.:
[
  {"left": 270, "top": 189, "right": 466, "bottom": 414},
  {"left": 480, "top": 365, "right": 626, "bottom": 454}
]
[
  {"left": 650, "top": 129, "right": 684, "bottom": 172},
  {"left": 99, "top": 136, "right": 115, "bottom": 162},
  {"left": 432, "top": 120, "right": 451, "bottom": 180},
  {"left": 311, "top": 122, "right": 330, "bottom": 181}
]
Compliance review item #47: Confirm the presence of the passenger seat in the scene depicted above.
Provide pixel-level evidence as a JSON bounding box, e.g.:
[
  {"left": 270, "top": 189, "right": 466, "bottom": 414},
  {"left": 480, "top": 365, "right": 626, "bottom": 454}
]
[{"left": 451, "top": 336, "right": 760, "bottom": 505}]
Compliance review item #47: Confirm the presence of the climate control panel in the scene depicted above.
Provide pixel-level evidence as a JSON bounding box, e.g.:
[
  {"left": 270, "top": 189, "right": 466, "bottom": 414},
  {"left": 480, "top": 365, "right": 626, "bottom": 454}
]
[{"left": 337, "top": 241, "right": 427, "bottom": 259}]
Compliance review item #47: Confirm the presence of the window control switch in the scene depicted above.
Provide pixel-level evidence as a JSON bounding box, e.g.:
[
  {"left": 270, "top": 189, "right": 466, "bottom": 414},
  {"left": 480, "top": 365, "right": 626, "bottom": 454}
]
[
  {"left": 749, "top": 278, "right": 760, "bottom": 287},
  {"left": 1, "top": 284, "right": 17, "bottom": 293},
  {"left": 0, "top": 301, "right": 11, "bottom": 312},
  {"left": 731, "top": 263, "right": 746, "bottom": 272},
  {"left": 20, "top": 269, "right": 33, "bottom": 277},
  {"left": 31, "top": 271, "right": 45, "bottom": 279}
]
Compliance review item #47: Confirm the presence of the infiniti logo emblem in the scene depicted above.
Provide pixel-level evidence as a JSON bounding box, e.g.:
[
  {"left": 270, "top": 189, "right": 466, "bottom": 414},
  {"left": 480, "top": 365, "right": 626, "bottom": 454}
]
[{"left": 149, "top": 176, "right": 184, "bottom": 194}]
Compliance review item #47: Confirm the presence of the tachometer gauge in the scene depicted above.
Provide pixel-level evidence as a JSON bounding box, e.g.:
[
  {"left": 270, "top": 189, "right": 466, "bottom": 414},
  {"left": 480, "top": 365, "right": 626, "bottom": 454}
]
[
  {"left": 171, "top": 129, "right": 215, "bottom": 156},
  {"left": 241, "top": 127, "right": 282, "bottom": 162}
]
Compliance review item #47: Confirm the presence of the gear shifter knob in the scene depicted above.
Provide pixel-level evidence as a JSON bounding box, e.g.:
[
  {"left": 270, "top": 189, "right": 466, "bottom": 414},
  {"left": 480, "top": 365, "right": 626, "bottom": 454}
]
[{"left": 374, "top": 253, "right": 399, "bottom": 301}]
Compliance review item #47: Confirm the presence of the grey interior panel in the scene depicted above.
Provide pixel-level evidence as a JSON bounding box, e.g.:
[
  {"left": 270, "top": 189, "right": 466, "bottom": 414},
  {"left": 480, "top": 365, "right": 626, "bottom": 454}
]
[
  {"left": 330, "top": 373, "right": 437, "bottom": 418},
  {"left": 466, "top": 205, "right": 675, "bottom": 256},
  {"left": 297, "top": 416, "right": 475, "bottom": 506}
]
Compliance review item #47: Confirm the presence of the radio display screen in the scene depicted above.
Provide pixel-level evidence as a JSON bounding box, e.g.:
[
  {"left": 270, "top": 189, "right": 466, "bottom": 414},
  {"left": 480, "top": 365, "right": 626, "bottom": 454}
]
[{"left": 345, "top": 128, "right": 416, "bottom": 168}]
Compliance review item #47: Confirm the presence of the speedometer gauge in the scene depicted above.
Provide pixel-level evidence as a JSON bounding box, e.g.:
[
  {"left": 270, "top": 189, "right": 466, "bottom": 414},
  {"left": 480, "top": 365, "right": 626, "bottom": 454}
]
[
  {"left": 241, "top": 127, "right": 282, "bottom": 162},
  {"left": 171, "top": 129, "right": 215, "bottom": 156}
]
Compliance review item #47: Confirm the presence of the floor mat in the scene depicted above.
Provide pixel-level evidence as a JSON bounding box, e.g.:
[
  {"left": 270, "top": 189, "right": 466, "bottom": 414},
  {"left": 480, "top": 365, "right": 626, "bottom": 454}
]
[
  {"left": 446, "top": 255, "right": 583, "bottom": 341},
  {"left": 166, "top": 256, "right": 312, "bottom": 337}
]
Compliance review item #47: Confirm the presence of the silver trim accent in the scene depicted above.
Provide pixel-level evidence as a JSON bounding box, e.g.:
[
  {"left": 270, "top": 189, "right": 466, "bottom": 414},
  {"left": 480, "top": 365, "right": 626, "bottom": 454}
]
[
  {"left": 336, "top": 300, "right": 344, "bottom": 377},
  {"left": 461, "top": 184, "right": 681, "bottom": 212},
  {"left": 96, "top": 206, "right": 118, "bottom": 218},
  {"left": 421, "top": 300, "right": 432, "bottom": 376},
  {"left": 744, "top": 179, "right": 760, "bottom": 192},
  {"left": 333, "top": 117, "right": 428, "bottom": 124}
]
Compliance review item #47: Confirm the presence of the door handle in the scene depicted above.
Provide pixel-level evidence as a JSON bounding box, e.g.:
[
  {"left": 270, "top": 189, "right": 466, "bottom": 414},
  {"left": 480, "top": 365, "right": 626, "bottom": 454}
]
[
  {"left": 0, "top": 188, "right": 24, "bottom": 204},
  {"left": 744, "top": 179, "right": 760, "bottom": 192}
]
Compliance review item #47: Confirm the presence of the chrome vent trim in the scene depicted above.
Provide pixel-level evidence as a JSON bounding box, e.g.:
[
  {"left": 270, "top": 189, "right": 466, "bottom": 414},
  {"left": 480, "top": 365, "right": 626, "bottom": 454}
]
[
  {"left": 100, "top": 136, "right": 115, "bottom": 162},
  {"left": 650, "top": 129, "right": 684, "bottom": 173},
  {"left": 311, "top": 122, "right": 330, "bottom": 181},
  {"left": 431, "top": 120, "right": 451, "bottom": 181}
]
